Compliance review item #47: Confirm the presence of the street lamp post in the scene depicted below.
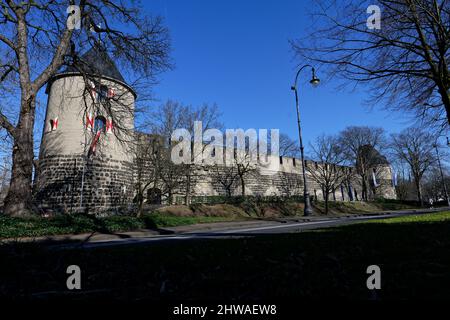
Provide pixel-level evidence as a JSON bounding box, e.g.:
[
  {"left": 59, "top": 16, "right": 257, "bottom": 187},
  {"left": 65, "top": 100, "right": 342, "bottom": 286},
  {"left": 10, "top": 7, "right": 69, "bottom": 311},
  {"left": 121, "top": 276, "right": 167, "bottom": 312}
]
[
  {"left": 291, "top": 65, "right": 320, "bottom": 216},
  {"left": 433, "top": 143, "right": 450, "bottom": 207}
]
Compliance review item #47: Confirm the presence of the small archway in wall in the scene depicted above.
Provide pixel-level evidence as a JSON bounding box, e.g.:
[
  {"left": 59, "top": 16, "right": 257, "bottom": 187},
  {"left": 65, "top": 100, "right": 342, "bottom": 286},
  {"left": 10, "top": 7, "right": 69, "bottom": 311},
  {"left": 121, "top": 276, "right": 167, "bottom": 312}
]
[{"left": 147, "top": 188, "right": 162, "bottom": 205}]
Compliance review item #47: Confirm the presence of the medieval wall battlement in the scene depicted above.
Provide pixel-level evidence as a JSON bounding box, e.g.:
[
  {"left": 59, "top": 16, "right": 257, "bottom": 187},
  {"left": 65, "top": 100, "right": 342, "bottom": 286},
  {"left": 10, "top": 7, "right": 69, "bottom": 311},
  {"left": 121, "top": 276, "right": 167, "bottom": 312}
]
[
  {"left": 35, "top": 47, "right": 396, "bottom": 213},
  {"left": 135, "top": 135, "right": 396, "bottom": 205}
]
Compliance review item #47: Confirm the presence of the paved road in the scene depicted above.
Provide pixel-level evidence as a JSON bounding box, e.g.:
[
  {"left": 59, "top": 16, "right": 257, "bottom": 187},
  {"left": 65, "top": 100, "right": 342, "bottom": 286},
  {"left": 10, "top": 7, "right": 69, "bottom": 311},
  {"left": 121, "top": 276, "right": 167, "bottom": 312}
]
[{"left": 53, "top": 208, "right": 447, "bottom": 250}]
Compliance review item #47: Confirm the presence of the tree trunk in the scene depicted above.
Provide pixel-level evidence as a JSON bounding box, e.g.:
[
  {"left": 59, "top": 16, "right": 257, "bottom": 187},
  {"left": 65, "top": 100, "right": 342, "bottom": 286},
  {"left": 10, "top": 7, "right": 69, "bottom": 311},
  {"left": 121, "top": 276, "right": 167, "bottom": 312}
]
[
  {"left": 137, "top": 193, "right": 144, "bottom": 218},
  {"left": 361, "top": 175, "right": 368, "bottom": 201},
  {"left": 168, "top": 190, "right": 173, "bottom": 205},
  {"left": 414, "top": 178, "right": 423, "bottom": 207},
  {"left": 3, "top": 101, "right": 36, "bottom": 216},
  {"left": 240, "top": 176, "right": 245, "bottom": 196},
  {"left": 185, "top": 168, "right": 191, "bottom": 205},
  {"left": 437, "top": 85, "right": 450, "bottom": 125},
  {"left": 136, "top": 184, "right": 145, "bottom": 218},
  {"left": 324, "top": 193, "right": 329, "bottom": 215}
]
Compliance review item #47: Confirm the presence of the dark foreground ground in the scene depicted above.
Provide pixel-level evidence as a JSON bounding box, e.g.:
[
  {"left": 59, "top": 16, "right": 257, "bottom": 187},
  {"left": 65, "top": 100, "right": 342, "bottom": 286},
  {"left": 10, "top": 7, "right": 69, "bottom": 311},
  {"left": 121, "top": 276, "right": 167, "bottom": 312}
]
[{"left": 1, "top": 212, "right": 449, "bottom": 301}]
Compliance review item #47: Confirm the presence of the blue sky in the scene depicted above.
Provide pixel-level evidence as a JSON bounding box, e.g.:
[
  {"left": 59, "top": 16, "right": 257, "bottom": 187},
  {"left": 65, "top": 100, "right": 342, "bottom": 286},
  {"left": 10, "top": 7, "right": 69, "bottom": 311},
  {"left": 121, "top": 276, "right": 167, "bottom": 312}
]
[{"left": 143, "top": 0, "right": 409, "bottom": 145}]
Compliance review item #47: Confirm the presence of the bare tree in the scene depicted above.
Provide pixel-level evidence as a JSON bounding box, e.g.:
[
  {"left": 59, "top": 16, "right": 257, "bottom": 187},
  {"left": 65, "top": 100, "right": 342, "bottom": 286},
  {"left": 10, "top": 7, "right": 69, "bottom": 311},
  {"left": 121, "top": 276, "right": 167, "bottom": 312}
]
[
  {"left": 147, "top": 100, "right": 193, "bottom": 205},
  {"left": 211, "top": 164, "right": 238, "bottom": 197},
  {"left": 389, "top": 156, "right": 412, "bottom": 200},
  {"left": 279, "top": 172, "right": 302, "bottom": 197},
  {"left": 0, "top": 1, "right": 171, "bottom": 216},
  {"left": 146, "top": 100, "right": 223, "bottom": 205},
  {"left": 308, "top": 134, "right": 346, "bottom": 214},
  {"left": 292, "top": 0, "right": 450, "bottom": 129},
  {"left": 338, "top": 126, "right": 386, "bottom": 201},
  {"left": 390, "top": 127, "right": 436, "bottom": 205},
  {"left": 210, "top": 144, "right": 258, "bottom": 198},
  {"left": 144, "top": 101, "right": 188, "bottom": 206},
  {"left": 232, "top": 144, "right": 258, "bottom": 197},
  {"left": 158, "top": 155, "right": 186, "bottom": 205},
  {"left": 340, "top": 166, "right": 357, "bottom": 201},
  {"left": 183, "top": 103, "right": 222, "bottom": 204},
  {"left": 279, "top": 133, "right": 300, "bottom": 158},
  {"left": 395, "top": 178, "right": 413, "bottom": 201},
  {"left": 134, "top": 133, "right": 164, "bottom": 217},
  {"left": 422, "top": 166, "right": 449, "bottom": 202},
  {"left": 147, "top": 101, "right": 189, "bottom": 142}
]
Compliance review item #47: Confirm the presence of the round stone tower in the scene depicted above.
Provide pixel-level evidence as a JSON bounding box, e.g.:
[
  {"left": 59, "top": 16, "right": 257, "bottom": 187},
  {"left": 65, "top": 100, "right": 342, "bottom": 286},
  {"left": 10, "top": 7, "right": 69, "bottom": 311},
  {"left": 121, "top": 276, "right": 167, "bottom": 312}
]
[{"left": 35, "top": 46, "right": 136, "bottom": 214}]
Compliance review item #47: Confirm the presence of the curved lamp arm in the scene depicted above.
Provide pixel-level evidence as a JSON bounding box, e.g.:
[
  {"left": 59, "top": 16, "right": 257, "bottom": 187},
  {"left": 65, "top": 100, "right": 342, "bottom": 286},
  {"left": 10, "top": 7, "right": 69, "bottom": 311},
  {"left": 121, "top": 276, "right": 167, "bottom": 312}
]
[{"left": 291, "top": 65, "right": 319, "bottom": 90}]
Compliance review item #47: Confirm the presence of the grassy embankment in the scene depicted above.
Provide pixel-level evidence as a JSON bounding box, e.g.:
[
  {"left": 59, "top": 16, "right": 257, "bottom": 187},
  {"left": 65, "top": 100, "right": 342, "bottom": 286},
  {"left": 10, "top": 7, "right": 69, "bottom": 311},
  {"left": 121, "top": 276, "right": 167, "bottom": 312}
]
[
  {"left": 0, "top": 198, "right": 422, "bottom": 239},
  {"left": 1, "top": 211, "right": 449, "bottom": 300}
]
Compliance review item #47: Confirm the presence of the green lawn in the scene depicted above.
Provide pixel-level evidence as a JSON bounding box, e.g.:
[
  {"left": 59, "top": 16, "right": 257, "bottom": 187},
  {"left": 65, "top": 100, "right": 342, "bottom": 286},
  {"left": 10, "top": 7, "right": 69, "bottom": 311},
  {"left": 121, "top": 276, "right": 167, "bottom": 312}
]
[
  {"left": 0, "top": 213, "right": 238, "bottom": 239},
  {"left": 1, "top": 211, "right": 449, "bottom": 300},
  {"left": 364, "top": 211, "right": 450, "bottom": 224},
  {"left": 313, "top": 198, "right": 419, "bottom": 215}
]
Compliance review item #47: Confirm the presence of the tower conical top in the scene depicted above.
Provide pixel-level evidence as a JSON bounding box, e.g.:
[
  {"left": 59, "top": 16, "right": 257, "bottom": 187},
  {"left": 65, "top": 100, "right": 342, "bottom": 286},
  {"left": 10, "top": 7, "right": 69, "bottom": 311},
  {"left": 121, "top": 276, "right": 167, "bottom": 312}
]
[{"left": 65, "top": 44, "right": 125, "bottom": 83}]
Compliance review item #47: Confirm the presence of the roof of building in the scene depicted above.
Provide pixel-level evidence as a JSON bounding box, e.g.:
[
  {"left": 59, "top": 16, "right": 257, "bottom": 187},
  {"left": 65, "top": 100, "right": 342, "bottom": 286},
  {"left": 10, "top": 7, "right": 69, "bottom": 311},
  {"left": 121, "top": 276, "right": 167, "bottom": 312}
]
[
  {"left": 358, "top": 144, "right": 390, "bottom": 165},
  {"left": 46, "top": 44, "right": 136, "bottom": 97},
  {"left": 64, "top": 45, "right": 126, "bottom": 83}
]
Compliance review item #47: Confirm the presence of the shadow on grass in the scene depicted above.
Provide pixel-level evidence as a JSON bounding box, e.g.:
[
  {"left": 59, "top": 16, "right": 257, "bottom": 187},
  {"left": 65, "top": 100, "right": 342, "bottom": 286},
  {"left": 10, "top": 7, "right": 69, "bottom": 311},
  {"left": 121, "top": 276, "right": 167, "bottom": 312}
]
[
  {"left": 84, "top": 214, "right": 175, "bottom": 237},
  {"left": 141, "top": 215, "right": 175, "bottom": 235},
  {"left": 1, "top": 219, "right": 449, "bottom": 300},
  {"left": 0, "top": 213, "right": 176, "bottom": 241}
]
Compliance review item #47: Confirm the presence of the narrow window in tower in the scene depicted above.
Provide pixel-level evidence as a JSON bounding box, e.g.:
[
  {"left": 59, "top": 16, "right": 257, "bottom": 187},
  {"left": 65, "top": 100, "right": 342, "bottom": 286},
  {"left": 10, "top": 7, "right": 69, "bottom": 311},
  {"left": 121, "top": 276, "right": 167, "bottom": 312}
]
[
  {"left": 49, "top": 118, "right": 58, "bottom": 131},
  {"left": 88, "top": 80, "right": 97, "bottom": 101},
  {"left": 94, "top": 116, "right": 106, "bottom": 133},
  {"left": 98, "top": 85, "right": 108, "bottom": 103},
  {"left": 107, "top": 87, "right": 115, "bottom": 99}
]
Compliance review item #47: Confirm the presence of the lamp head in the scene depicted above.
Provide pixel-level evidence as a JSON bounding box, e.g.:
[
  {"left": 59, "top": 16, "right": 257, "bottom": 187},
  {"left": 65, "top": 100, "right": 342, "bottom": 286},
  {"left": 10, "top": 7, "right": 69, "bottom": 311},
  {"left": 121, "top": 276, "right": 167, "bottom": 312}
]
[{"left": 310, "top": 68, "right": 320, "bottom": 86}]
